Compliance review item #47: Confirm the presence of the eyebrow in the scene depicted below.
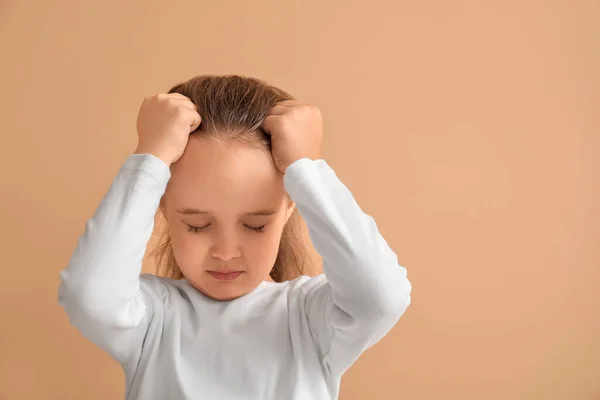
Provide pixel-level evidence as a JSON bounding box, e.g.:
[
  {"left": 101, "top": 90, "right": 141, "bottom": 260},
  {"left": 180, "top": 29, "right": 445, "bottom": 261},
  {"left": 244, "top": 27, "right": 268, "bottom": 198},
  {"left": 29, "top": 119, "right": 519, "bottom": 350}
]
[{"left": 176, "top": 207, "right": 278, "bottom": 216}]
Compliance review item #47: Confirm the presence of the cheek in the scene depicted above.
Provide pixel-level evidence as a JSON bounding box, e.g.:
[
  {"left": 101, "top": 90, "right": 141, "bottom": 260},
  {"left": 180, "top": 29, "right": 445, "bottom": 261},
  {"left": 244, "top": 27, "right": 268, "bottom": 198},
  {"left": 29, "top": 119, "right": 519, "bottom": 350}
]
[
  {"left": 169, "top": 228, "right": 209, "bottom": 267},
  {"left": 244, "top": 217, "right": 289, "bottom": 276},
  {"left": 244, "top": 228, "right": 283, "bottom": 266}
]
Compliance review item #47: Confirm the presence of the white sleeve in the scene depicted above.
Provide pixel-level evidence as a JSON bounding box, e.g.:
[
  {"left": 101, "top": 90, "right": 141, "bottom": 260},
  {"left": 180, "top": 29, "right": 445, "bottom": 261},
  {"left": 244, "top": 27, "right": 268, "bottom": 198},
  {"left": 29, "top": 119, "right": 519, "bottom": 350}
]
[
  {"left": 284, "top": 159, "right": 412, "bottom": 377},
  {"left": 58, "top": 153, "right": 170, "bottom": 370}
]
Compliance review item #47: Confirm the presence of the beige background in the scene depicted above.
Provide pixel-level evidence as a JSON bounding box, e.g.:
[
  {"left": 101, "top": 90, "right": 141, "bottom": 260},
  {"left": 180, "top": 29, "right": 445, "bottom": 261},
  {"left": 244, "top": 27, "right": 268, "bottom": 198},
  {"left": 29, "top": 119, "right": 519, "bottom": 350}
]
[{"left": 1, "top": 0, "right": 599, "bottom": 399}]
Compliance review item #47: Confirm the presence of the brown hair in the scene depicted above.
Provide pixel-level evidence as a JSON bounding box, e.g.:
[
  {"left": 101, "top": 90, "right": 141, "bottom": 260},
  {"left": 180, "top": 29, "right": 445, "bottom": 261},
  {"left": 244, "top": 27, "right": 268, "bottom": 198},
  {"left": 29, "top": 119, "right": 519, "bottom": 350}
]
[{"left": 150, "top": 75, "right": 312, "bottom": 282}]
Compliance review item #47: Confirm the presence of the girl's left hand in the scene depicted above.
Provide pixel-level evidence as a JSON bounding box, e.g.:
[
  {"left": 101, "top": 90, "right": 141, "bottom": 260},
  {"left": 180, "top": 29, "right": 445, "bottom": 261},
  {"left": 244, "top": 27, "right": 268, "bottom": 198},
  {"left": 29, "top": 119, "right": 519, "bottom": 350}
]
[{"left": 262, "top": 100, "right": 323, "bottom": 173}]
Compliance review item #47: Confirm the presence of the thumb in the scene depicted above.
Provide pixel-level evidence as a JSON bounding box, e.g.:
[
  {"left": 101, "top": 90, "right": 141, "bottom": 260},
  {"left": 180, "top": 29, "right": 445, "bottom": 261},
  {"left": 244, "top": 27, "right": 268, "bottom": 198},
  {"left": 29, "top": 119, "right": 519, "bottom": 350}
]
[
  {"left": 261, "top": 115, "right": 278, "bottom": 136},
  {"left": 188, "top": 110, "right": 202, "bottom": 132}
]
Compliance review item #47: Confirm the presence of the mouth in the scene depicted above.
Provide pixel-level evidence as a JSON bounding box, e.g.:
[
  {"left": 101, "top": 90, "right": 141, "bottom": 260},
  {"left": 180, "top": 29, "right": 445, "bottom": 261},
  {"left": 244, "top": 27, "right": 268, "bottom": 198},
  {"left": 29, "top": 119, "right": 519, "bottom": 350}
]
[{"left": 207, "top": 270, "right": 244, "bottom": 281}]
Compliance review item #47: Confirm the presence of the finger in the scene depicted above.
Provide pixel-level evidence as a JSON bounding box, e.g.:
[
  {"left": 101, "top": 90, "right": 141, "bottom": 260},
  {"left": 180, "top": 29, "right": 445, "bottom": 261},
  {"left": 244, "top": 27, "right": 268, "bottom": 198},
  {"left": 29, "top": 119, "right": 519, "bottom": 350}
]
[
  {"left": 266, "top": 105, "right": 287, "bottom": 116},
  {"left": 267, "top": 100, "right": 306, "bottom": 115},
  {"left": 275, "top": 100, "right": 301, "bottom": 107},
  {"left": 167, "top": 93, "right": 190, "bottom": 101},
  {"left": 168, "top": 96, "right": 197, "bottom": 110},
  {"left": 186, "top": 109, "right": 202, "bottom": 132},
  {"left": 268, "top": 103, "right": 303, "bottom": 115},
  {"left": 179, "top": 100, "right": 197, "bottom": 111},
  {"left": 261, "top": 115, "right": 277, "bottom": 134}
]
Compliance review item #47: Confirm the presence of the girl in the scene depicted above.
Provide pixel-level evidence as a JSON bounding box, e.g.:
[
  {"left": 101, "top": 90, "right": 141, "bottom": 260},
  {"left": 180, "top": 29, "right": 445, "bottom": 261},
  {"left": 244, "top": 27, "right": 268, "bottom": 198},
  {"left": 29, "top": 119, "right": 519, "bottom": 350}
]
[{"left": 58, "top": 75, "right": 412, "bottom": 400}]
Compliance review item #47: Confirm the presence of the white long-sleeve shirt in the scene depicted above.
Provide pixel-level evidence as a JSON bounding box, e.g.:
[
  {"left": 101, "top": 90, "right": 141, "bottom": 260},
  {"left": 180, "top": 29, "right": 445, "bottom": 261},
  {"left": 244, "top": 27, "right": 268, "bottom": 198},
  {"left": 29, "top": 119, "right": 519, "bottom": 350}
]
[{"left": 58, "top": 153, "right": 411, "bottom": 400}]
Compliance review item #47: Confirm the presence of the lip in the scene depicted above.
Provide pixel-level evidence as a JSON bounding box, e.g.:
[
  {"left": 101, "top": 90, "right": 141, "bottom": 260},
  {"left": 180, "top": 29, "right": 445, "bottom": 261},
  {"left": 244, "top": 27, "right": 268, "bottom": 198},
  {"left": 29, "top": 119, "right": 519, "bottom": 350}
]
[{"left": 207, "top": 270, "right": 244, "bottom": 281}]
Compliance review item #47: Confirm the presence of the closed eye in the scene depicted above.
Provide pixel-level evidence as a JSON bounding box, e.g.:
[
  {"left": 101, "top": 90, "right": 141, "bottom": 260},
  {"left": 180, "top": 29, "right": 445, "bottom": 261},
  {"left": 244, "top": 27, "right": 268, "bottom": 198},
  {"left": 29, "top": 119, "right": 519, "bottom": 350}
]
[
  {"left": 244, "top": 224, "right": 266, "bottom": 233},
  {"left": 186, "top": 223, "right": 266, "bottom": 233},
  {"left": 187, "top": 223, "right": 211, "bottom": 233}
]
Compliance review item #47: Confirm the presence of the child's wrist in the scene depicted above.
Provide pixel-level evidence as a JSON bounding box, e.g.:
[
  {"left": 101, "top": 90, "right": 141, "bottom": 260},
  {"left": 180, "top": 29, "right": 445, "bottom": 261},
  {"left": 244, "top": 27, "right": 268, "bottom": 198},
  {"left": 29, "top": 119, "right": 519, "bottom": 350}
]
[{"left": 133, "top": 146, "right": 172, "bottom": 167}]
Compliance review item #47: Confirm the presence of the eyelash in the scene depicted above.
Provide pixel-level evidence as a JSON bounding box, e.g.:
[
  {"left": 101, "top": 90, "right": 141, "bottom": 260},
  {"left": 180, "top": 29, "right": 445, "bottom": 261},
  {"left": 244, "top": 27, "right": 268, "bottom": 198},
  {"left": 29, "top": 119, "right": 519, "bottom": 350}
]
[{"left": 186, "top": 224, "right": 266, "bottom": 234}]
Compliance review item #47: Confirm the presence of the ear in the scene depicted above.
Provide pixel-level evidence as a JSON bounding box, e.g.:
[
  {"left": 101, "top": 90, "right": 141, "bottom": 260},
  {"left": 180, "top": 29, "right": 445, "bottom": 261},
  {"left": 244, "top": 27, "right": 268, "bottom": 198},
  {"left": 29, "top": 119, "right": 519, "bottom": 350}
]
[
  {"left": 284, "top": 198, "right": 296, "bottom": 224},
  {"left": 159, "top": 196, "right": 167, "bottom": 220}
]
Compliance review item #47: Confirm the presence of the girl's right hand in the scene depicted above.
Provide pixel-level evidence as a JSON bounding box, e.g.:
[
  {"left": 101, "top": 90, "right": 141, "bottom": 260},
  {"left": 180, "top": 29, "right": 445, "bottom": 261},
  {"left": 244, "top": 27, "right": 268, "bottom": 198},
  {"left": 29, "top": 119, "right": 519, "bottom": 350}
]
[{"left": 134, "top": 93, "right": 202, "bottom": 166}]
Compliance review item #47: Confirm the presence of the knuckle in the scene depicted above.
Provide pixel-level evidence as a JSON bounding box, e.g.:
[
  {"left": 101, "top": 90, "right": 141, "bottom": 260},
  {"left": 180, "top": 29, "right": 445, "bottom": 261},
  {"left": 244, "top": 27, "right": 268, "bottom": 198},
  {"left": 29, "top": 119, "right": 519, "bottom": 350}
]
[
  {"left": 156, "top": 93, "right": 168, "bottom": 100},
  {"left": 294, "top": 104, "right": 312, "bottom": 116}
]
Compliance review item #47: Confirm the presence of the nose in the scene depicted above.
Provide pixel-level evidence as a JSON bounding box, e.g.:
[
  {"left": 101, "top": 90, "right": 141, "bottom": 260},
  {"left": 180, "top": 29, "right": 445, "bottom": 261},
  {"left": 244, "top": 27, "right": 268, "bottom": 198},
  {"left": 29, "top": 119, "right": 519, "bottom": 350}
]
[{"left": 209, "top": 232, "right": 241, "bottom": 261}]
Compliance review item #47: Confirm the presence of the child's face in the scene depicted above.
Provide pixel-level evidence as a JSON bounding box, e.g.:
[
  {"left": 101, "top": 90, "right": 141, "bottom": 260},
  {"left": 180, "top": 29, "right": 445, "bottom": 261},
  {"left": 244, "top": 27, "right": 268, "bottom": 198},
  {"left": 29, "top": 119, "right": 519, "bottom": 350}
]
[{"left": 160, "top": 134, "right": 294, "bottom": 301}]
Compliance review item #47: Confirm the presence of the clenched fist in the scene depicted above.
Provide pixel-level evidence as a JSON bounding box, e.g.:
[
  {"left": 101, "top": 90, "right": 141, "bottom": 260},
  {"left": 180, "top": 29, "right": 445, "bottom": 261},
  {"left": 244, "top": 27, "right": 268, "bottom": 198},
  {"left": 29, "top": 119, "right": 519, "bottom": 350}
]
[
  {"left": 261, "top": 100, "right": 323, "bottom": 173},
  {"left": 134, "top": 93, "right": 202, "bottom": 166}
]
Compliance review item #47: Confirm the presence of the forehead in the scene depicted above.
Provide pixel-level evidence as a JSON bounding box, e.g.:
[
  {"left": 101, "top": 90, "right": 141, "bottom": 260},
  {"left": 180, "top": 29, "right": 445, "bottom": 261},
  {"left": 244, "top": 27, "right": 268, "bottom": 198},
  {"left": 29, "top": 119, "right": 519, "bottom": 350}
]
[{"left": 166, "top": 135, "right": 285, "bottom": 212}]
